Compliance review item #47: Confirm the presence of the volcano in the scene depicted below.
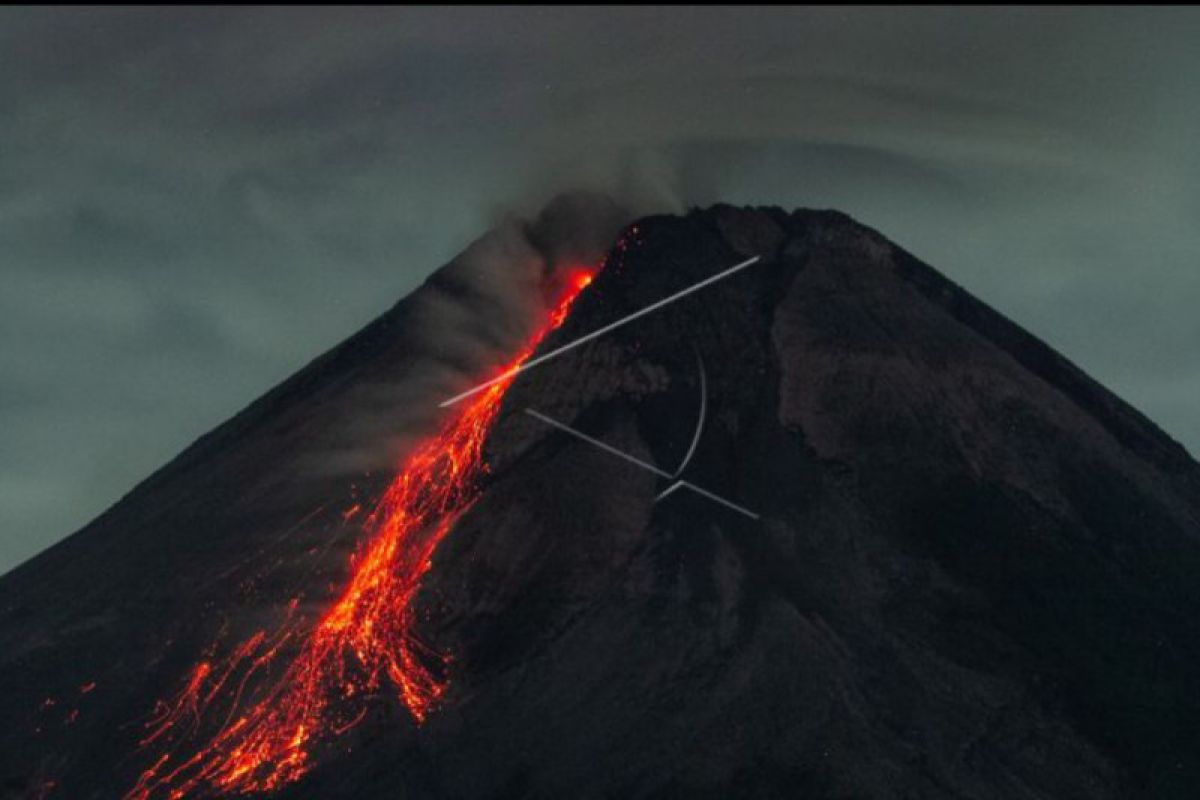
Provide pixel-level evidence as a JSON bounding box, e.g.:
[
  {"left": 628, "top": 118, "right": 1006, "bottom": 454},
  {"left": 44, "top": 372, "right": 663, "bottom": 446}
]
[{"left": 3, "top": 205, "right": 1200, "bottom": 800}]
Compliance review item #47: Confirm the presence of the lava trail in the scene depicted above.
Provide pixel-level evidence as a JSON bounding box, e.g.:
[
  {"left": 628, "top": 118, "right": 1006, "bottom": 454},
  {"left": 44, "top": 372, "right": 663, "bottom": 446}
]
[{"left": 126, "top": 268, "right": 596, "bottom": 799}]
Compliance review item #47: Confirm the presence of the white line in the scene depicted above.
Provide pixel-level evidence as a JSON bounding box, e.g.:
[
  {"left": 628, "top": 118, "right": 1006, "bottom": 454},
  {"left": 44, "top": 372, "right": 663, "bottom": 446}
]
[
  {"left": 525, "top": 408, "right": 760, "bottom": 521},
  {"left": 654, "top": 480, "right": 685, "bottom": 502},
  {"left": 672, "top": 347, "right": 706, "bottom": 478},
  {"left": 439, "top": 255, "right": 761, "bottom": 407},
  {"left": 678, "top": 481, "right": 760, "bottom": 521},
  {"left": 523, "top": 409, "right": 673, "bottom": 479}
]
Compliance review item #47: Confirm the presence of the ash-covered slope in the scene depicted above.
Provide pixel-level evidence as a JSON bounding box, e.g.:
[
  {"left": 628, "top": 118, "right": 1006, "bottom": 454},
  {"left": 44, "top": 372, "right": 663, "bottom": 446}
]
[{"left": 4, "top": 206, "right": 1200, "bottom": 799}]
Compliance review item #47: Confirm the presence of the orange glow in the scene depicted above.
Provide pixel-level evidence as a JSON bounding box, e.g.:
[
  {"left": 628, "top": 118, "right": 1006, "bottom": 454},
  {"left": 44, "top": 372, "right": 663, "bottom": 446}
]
[
  {"left": 548, "top": 267, "right": 594, "bottom": 328},
  {"left": 126, "top": 266, "right": 596, "bottom": 799}
]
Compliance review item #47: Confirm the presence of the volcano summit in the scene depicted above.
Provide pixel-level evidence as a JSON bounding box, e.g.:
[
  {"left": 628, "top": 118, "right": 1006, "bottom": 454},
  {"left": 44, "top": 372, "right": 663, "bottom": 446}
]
[{"left": 3, "top": 206, "right": 1200, "bottom": 799}]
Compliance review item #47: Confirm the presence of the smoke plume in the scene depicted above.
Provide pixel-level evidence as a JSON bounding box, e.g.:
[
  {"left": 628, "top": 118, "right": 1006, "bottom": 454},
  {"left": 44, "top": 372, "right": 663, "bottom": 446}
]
[{"left": 307, "top": 192, "right": 630, "bottom": 477}]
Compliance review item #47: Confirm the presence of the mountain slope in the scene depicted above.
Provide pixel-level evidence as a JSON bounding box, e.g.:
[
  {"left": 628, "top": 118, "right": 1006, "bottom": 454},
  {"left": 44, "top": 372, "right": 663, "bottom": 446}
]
[{"left": 3, "top": 206, "right": 1199, "bottom": 799}]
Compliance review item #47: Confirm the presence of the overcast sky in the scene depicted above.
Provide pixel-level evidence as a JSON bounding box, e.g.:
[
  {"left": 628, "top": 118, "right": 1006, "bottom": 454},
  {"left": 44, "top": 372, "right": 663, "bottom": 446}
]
[{"left": 2, "top": 7, "right": 1198, "bottom": 572}]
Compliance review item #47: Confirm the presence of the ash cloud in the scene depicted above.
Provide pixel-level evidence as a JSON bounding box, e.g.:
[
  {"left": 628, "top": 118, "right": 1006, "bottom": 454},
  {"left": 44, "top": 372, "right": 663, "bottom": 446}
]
[
  {"left": 307, "top": 192, "right": 631, "bottom": 477},
  {"left": 414, "top": 190, "right": 629, "bottom": 397},
  {"left": 2, "top": 7, "right": 1200, "bottom": 571}
]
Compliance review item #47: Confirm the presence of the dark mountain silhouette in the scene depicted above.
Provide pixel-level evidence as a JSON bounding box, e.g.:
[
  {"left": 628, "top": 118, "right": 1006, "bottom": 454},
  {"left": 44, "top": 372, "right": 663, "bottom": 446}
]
[{"left": 3, "top": 206, "right": 1200, "bottom": 799}]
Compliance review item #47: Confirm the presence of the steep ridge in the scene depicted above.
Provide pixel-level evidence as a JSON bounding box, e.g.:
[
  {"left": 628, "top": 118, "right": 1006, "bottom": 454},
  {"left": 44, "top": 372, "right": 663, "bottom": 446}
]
[{"left": 3, "top": 206, "right": 1199, "bottom": 799}]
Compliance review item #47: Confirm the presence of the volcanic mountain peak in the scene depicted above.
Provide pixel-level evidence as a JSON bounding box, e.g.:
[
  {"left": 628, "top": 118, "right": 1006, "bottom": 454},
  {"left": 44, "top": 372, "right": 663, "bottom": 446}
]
[{"left": 3, "top": 205, "right": 1200, "bottom": 799}]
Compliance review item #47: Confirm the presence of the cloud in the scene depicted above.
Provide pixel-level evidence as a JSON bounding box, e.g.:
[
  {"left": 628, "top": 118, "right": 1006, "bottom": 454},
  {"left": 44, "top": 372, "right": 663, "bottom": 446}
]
[
  {"left": 1, "top": 7, "right": 1199, "bottom": 571},
  {"left": 305, "top": 191, "right": 631, "bottom": 477}
]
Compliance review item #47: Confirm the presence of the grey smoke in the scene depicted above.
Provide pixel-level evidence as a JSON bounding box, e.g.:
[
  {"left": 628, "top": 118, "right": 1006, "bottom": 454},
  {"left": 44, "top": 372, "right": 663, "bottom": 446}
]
[
  {"left": 303, "top": 192, "right": 631, "bottom": 477},
  {"left": 2, "top": 7, "right": 1199, "bottom": 572},
  {"left": 418, "top": 191, "right": 630, "bottom": 398}
]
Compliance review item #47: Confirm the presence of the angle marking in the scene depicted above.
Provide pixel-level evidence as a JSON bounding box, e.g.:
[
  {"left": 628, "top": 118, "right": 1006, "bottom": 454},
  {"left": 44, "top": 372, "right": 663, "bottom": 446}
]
[{"left": 439, "top": 256, "right": 760, "bottom": 408}]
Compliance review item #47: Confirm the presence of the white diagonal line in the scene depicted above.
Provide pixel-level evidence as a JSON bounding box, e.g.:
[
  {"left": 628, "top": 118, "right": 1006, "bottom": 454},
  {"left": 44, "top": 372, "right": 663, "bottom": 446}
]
[
  {"left": 654, "top": 480, "right": 685, "bottom": 502},
  {"left": 523, "top": 409, "right": 673, "bottom": 479},
  {"left": 677, "top": 481, "right": 760, "bottom": 521},
  {"left": 439, "top": 255, "right": 761, "bottom": 408},
  {"left": 525, "top": 408, "right": 760, "bottom": 521}
]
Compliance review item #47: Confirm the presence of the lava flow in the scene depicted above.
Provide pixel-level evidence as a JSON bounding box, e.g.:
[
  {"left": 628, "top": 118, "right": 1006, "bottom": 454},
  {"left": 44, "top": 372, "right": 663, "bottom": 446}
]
[{"left": 126, "top": 266, "right": 596, "bottom": 799}]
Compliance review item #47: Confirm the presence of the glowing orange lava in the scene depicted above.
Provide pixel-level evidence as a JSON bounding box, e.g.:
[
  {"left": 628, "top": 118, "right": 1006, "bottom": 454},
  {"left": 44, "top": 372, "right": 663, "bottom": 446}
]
[{"left": 126, "top": 266, "right": 596, "bottom": 799}]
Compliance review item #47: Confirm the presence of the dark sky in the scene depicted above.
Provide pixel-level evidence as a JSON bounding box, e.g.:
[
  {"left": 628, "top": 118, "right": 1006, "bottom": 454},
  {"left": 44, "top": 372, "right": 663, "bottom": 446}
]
[{"left": 2, "top": 7, "right": 1198, "bottom": 572}]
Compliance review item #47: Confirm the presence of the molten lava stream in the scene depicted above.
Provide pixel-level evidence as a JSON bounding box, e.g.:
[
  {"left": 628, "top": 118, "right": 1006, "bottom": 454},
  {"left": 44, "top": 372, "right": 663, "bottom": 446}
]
[{"left": 127, "top": 268, "right": 596, "bottom": 799}]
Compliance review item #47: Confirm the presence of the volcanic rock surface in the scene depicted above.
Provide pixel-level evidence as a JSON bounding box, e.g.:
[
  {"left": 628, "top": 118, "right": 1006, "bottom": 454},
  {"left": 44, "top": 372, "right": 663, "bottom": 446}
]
[{"left": 3, "top": 206, "right": 1200, "bottom": 799}]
